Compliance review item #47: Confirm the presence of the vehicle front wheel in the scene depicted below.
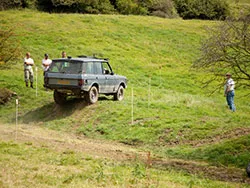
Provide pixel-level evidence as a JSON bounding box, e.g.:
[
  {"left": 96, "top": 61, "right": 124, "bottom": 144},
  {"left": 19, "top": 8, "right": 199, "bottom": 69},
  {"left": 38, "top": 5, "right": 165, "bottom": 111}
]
[
  {"left": 85, "top": 86, "right": 99, "bottom": 104},
  {"left": 53, "top": 90, "right": 67, "bottom": 105},
  {"left": 114, "top": 85, "right": 124, "bottom": 101}
]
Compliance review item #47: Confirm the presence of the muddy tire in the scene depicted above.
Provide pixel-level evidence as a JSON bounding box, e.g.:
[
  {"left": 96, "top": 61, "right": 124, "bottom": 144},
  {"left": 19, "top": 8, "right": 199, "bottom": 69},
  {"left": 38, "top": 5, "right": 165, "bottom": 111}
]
[
  {"left": 53, "top": 90, "right": 67, "bottom": 105},
  {"left": 85, "top": 86, "right": 98, "bottom": 104},
  {"left": 114, "top": 85, "right": 124, "bottom": 101}
]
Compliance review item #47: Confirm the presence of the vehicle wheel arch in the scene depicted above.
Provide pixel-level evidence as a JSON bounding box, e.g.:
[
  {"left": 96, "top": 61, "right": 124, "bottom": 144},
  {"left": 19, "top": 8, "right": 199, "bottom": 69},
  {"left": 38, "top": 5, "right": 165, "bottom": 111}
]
[
  {"left": 117, "top": 82, "right": 126, "bottom": 91},
  {"left": 114, "top": 84, "right": 125, "bottom": 101},
  {"left": 90, "top": 83, "right": 99, "bottom": 92},
  {"left": 85, "top": 83, "right": 99, "bottom": 104}
]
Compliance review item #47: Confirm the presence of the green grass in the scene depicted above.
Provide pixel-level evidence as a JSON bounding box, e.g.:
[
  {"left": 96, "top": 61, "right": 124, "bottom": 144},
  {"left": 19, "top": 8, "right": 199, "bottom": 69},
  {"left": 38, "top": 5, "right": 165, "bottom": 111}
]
[
  {"left": 0, "top": 141, "right": 242, "bottom": 188},
  {"left": 1, "top": 9, "right": 250, "bottom": 187},
  {"left": 152, "top": 134, "right": 250, "bottom": 168}
]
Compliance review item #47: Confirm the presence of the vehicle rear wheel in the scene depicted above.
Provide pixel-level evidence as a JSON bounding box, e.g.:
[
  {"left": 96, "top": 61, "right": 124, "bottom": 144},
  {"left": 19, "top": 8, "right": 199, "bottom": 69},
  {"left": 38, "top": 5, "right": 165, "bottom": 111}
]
[
  {"left": 53, "top": 90, "right": 67, "bottom": 105},
  {"left": 85, "top": 86, "right": 98, "bottom": 104},
  {"left": 114, "top": 85, "right": 124, "bottom": 101}
]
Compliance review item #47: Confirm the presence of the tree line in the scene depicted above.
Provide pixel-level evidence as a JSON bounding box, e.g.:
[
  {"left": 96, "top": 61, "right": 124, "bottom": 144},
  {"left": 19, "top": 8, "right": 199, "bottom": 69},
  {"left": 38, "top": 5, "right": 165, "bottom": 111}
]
[{"left": 0, "top": 0, "right": 230, "bottom": 20}]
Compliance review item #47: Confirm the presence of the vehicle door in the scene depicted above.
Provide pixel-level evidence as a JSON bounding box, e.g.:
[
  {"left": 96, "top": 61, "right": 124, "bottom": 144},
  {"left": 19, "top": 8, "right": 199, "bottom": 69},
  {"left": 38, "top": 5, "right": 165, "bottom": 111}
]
[
  {"left": 102, "top": 62, "right": 116, "bottom": 93},
  {"left": 93, "top": 62, "right": 106, "bottom": 93}
]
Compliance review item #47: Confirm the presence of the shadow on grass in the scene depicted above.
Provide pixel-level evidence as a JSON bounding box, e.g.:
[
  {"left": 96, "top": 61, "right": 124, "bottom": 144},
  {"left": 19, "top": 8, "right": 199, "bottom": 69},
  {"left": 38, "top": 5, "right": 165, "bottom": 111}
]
[
  {"left": 20, "top": 96, "right": 113, "bottom": 124},
  {"left": 21, "top": 98, "right": 87, "bottom": 123}
]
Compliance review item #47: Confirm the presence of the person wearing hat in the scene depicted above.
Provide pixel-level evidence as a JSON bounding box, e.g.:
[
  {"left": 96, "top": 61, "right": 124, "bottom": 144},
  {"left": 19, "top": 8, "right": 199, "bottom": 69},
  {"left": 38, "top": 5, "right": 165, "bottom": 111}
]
[
  {"left": 42, "top": 53, "right": 52, "bottom": 73},
  {"left": 224, "top": 73, "right": 236, "bottom": 112},
  {"left": 24, "top": 52, "right": 35, "bottom": 88}
]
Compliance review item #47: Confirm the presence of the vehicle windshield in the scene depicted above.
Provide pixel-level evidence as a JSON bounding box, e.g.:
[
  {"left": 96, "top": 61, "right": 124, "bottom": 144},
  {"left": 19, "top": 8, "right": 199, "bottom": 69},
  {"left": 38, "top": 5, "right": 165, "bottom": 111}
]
[{"left": 48, "top": 60, "right": 82, "bottom": 74}]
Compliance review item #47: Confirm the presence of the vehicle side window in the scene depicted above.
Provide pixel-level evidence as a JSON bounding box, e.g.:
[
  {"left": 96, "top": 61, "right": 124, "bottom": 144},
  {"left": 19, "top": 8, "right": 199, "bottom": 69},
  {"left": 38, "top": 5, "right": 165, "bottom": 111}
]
[
  {"left": 86, "top": 62, "right": 94, "bottom": 74},
  {"left": 50, "top": 64, "right": 59, "bottom": 72},
  {"left": 93, "top": 62, "right": 103, "bottom": 75},
  {"left": 82, "top": 63, "right": 87, "bottom": 74},
  {"left": 68, "top": 61, "right": 82, "bottom": 74},
  {"left": 59, "top": 63, "right": 70, "bottom": 74},
  {"left": 102, "top": 62, "right": 112, "bottom": 74},
  {"left": 49, "top": 61, "right": 68, "bottom": 73}
]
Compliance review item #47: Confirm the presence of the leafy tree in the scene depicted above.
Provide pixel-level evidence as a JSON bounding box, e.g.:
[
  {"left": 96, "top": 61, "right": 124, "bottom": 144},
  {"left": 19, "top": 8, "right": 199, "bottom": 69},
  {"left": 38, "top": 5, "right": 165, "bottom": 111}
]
[
  {"left": 0, "top": 28, "right": 21, "bottom": 66},
  {"left": 0, "top": 0, "right": 36, "bottom": 10},
  {"left": 116, "top": 0, "right": 143, "bottom": 15},
  {"left": 173, "top": 0, "right": 229, "bottom": 20},
  {"left": 0, "top": 0, "right": 22, "bottom": 10},
  {"left": 115, "top": 0, "right": 177, "bottom": 17},
  {"left": 1, "top": 0, "right": 177, "bottom": 18},
  {"left": 37, "top": 0, "right": 115, "bottom": 13},
  {"left": 193, "top": 15, "right": 250, "bottom": 92},
  {"left": 21, "top": 0, "right": 37, "bottom": 9},
  {"left": 37, "top": 0, "right": 53, "bottom": 11},
  {"left": 149, "top": 0, "right": 177, "bottom": 18}
]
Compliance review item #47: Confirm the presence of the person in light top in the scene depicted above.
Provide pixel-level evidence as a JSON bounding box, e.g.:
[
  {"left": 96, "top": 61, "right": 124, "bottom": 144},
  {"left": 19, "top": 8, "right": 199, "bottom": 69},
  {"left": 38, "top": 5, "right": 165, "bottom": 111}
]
[
  {"left": 224, "top": 73, "right": 236, "bottom": 112},
  {"left": 42, "top": 53, "right": 52, "bottom": 72},
  {"left": 24, "top": 52, "right": 34, "bottom": 88}
]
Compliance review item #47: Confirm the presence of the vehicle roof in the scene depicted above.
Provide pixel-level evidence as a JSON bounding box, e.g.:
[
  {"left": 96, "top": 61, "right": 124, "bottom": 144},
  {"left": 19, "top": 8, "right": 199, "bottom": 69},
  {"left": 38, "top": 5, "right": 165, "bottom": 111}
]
[{"left": 52, "top": 57, "right": 109, "bottom": 62}]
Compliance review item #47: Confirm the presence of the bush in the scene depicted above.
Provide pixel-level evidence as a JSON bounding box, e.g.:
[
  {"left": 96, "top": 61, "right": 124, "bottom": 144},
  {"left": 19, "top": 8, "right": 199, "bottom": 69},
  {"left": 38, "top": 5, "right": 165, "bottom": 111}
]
[
  {"left": 0, "top": 0, "right": 22, "bottom": 10},
  {"left": 149, "top": 0, "right": 178, "bottom": 18},
  {"left": 115, "top": 0, "right": 177, "bottom": 17},
  {"left": 0, "top": 28, "right": 21, "bottom": 66},
  {"left": 0, "top": 0, "right": 36, "bottom": 10},
  {"left": 173, "top": 0, "right": 229, "bottom": 20},
  {"left": 0, "top": 88, "right": 16, "bottom": 105},
  {"left": 22, "top": 0, "right": 37, "bottom": 9},
  {"left": 116, "top": 0, "right": 142, "bottom": 15},
  {"left": 1, "top": 0, "right": 178, "bottom": 18},
  {"left": 37, "top": 0, "right": 115, "bottom": 14}
]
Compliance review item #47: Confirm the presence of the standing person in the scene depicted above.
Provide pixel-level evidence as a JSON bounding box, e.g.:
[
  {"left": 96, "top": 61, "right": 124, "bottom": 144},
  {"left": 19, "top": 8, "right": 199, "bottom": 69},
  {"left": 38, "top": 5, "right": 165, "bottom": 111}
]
[
  {"left": 42, "top": 53, "right": 52, "bottom": 73},
  {"left": 224, "top": 73, "right": 236, "bottom": 112},
  {"left": 247, "top": 163, "right": 250, "bottom": 177},
  {"left": 62, "top": 51, "right": 67, "bottom": 58},
  {"left": 24, "top": 52, "right": 34, "bottom": 88}
]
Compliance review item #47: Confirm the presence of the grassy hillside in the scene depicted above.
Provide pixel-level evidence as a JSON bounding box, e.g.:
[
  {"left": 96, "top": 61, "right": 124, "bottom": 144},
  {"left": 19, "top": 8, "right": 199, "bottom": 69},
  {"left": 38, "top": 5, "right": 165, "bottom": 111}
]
[
  {"left": 0, "top": 10, "right": 250, "bottom": 187},
  {"left": 2, "top": 124, "right": 245, "bottom": 188}
]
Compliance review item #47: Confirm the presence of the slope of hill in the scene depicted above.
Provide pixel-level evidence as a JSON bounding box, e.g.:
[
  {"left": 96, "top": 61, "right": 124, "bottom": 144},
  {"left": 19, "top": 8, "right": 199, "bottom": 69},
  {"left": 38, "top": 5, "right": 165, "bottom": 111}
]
[
  {"left": 2, "top": 123, "right": 250, "bottom": 187},
  {"left": 0, "top": 10, "right": 250, "bottom": 187}
]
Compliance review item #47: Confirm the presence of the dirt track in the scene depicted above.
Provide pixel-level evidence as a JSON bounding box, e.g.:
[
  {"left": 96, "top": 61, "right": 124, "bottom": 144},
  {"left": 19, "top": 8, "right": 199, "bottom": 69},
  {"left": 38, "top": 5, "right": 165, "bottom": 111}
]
[{"left": 0, "top": 124, "right": 249, "bottom": 185}]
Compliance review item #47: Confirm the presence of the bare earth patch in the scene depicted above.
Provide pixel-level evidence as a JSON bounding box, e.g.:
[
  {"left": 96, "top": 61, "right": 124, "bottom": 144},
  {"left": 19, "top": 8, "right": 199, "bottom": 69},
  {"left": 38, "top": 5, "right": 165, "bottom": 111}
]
[
  {"left": 0, "top": 124, "right": 249, "bottom": 185},
  {"left": 188, "top": 127, "right": 250, "bottom": 147},
  {"left": 162, "top": 127, "right": 250, "bottom": 147}
]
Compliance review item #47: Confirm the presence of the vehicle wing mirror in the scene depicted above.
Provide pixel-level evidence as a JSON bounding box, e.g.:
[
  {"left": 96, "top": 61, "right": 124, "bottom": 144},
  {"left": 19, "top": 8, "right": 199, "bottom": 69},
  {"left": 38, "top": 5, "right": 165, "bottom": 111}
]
[{"left": 104, "top": 69, "right": 110, "bottom": 74}]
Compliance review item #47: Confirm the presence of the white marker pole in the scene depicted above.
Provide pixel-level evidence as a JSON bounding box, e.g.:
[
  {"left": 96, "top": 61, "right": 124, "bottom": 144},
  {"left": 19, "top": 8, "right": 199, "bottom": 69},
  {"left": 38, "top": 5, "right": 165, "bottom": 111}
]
[
  {"left": 148, "top": 77, "right": 151, "bottom": 109},
  {"left": 131, "top": 87, "right": 134, "bottom": 125},
  {"left": 15, "top": 99, "right": 18, "bottom": 140},
  {"left": 35, "top": 67, "right": 38, "bottom": 97},
  {"left": 159, "top": 67, "right": 162, "bottom": 87}
]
